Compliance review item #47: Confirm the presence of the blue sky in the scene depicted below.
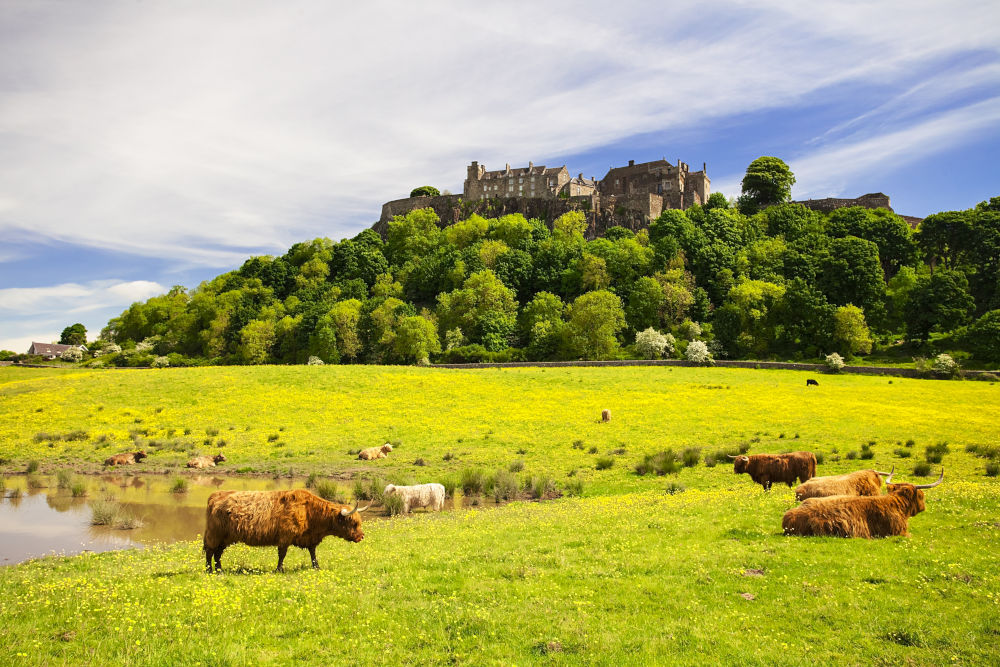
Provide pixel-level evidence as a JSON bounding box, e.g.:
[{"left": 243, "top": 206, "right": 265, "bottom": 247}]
[{"left": 2, "top": 0, "right": 999, "bottom": 352}]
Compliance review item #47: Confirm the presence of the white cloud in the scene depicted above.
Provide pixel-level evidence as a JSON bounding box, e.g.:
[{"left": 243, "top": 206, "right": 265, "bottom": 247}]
[{"left": 0, "top": 1, "right": 998, "bottom": 267}]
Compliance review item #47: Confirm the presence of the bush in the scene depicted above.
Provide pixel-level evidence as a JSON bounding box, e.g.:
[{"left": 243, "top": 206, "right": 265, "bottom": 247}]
[
  {"left": 894, "top": 448, "right": 912, "bottom": 458},
  {"left": 71, "top": 482, "right": 88, "bottom": 497},
  {"left": 525, "top": 475, "right": 556, "bottom": 499},
  {"left": 703, "top": 454, "right": 717, "bottom": 468},
  {"left": 62, "top": 347, "right": 84, "bottom": 362},
  {"left": 26, "top": 460, "right": 39, "bottom": 474},
  {"left": 930, "top": 353, "right": 959, "bottom": 378},
  {"left": 563, "top": 479, "right": 584, "bottom": 497},
  {"left": 595, "top": 456, "right": 615, "bottom": 470},
  {"left": 905, "top": 439, "right": 916, "bottom": 448},
  {"left": 846, "top": 451, "right": 859, "bottom": 460},
  {"left": 635, "top": 450, "right": 680, "bottom": 476},
  {"left": 665, "top": 481, "right": 686, "bottom": 495},
  {"left": 442, "top": 477, "right": 457, "bottom": 498},
  {"left": 860, "top": 443, "right": 875, "bottom": 460},
  {"left": 413, "top": 458, "right": 426, "bottom": 466},
  {"left": 460, "top": 468, "right": 486, "bottom": 495},
  {"left": 169, "top": 478, "right": 188, "bottom": 494},
  {"left": 508, "top": 460, "right": 525, "bottom": 473},
  {"left": 685, "top": 340, "right": 713, "bottom": 365},
  {"left": 634, "top": 328, "right": 674, "bottom": 359},
  {"left": 678, "top": 319, "right": 702, "bottom": 341},
  {"left": 681, "top": 447, "right": 701, "bottom": 467},
  {"left": 825, "top": 352, "right": 846, "bottom": 372},
  {"left": 985, "top": 462, "right": 999, "bottom": 477},
  {"left": 56, "top": 469, "right": 73, "bottom": 489},
  {"left": 443, "top": 452, "right": 455, "bottom": 461},
  {"left": 90, "top": 498, "right": 141, "bottom": 529},
  {"left": 925, "top": 442, "right": 949, "bottom": 464},
  {"left": 384, "top": 493, "right": 405, "bottom": 516},
  {"left": 912, "top": 462, "right": 932, "bottom": 477},
  {"left": 315, "top": 480, "right": 346, "bottom": 502},
  {"left": 306, "top": 356, "right": 324, "bottom": 366},
  {"left": 815, "top": 451, "right": 826, "bottom": 465},
  {"left": 151, "top": 356, "right": 170, "bottom": 368},
  {"left": 491, "top": 470, "right": 518, "bottom": 502}
]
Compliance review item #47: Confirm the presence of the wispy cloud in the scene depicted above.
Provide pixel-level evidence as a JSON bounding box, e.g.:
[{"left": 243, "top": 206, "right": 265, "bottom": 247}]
[{"left": 0, "top": 280, "right": 165, "bottom": 314}]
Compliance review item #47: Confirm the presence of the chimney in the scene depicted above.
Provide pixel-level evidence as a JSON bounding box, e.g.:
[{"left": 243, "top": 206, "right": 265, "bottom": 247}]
[
  {"left": 629, "top": 159, "right": 635, "bottom": 166},
  {"left": 505, "top": 163, "right": 510, "bottom": 173},
  {"left": 703, "top": 162, "right": 707, "bottom": 173},
  {"left": 578, "top": 173, "right": 583, "bottom": 180},
  {"left": 529, "top": 161, "right": 534, "bottom": 170}
]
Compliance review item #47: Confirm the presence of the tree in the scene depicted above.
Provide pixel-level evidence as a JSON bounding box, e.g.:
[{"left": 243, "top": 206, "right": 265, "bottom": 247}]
[
  {"left": 386, "top": 208, "right": 441, "bottom": 266},
  {"left": 60, "top": 323, "right": 87, "bottom": 346},
  {"left": 905, "top": 269, "right": 975, "bottom": 341},
  {"left": 238, "top": 319, "right": 277, "bottom": 364},
  {"left": 826, "top": 207, "right": 917, "bottom": 279},
  {"left": 634, "top": 328, "right": 674, "bottom": 359},
  {"left": 818, "top": 236, "right": 886, "bottom": 321},
  {"left": 715, "top": 279, "right": 786, "bottom": 357},
  {"left": 436, "top": 270, "right": 518, "bottom": 351},
  {"left": 966, "top": 310, "right": 1000, "bottom": 362},
  {"left": 393, "top": 316, "right": 441, "bottom": 363},
  {"left": 409, "top": 186, "right": 440, "bottom": 197},
  {"left": 832, "top": 305, "right": 873, "bottom": 356},
  {"left": 738, "top": 157, "right": 795, "bottom": 214},
  {"left": 626, "top": 277, "right": 666, "bottom": 332},
  {"left": 562, "top": 290, "right": 625, "bottom": 359}
]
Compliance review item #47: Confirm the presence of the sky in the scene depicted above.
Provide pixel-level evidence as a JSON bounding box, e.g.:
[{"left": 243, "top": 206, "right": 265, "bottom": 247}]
[{"left": 2, "top": 0, "right": 999, "bottom": 352}]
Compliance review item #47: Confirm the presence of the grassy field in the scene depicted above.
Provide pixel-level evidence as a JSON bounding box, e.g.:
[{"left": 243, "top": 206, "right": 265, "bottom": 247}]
[{"left": 1, "top": 365, "right": 999, "bottom": 664}]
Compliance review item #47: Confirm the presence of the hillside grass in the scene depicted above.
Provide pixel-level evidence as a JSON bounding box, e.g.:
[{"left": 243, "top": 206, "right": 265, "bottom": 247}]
[{"left": 1, "top": 365, "right": 999, "bottom": 664}]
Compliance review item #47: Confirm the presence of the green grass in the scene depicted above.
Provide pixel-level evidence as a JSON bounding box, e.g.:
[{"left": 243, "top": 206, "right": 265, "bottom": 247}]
[{"left": 1, "top": 365, "right": 999, "bottom": 663}]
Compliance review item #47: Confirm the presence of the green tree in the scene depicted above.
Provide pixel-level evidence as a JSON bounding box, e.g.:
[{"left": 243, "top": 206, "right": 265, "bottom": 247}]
[
  {"left": 832, "top": 305, "right": 873, "bottom": 356},
  {"left": 328, "top": 299, "right": 363, "bottom": 361},
  {"left": 717, "top": 279, "right": 786, "bottom": 357},
  {"left": 826, "top": 207, "right": 917, "bottom": 278},
  {"left": 738, "top": 157, "right": 795, "bottom": 214},
  {"left": 905, "top": 269, "right": 975, "bottom": 341},
  {"left": 818, "top": 236, "right": 886, "bottom": 321},
  {"left": 626, "top": 277, "right": 666, "bottom": 332},
  {"left": 966, "top": 310, "right": 1000, "bottom": 362},
  {"left": 59, "top": 323, "right": 87, "bottom": 345},
  {"left": 436, "top": 270, "right": 518, "bottom": 351},
  {"left": 409, "top": 186, "right": 440, "bottom": 197},
  {"left": 238, "top": 319, "right": 277, "bottom": 364},
  {"left": 386, "top": 208, "right": 441, "bottom": 266},
  {"left": 562, "top": 290, "right": 625, "bottom": 359},
  {"left": 393, "top": 316, "right": 441, "bottom": 362}
]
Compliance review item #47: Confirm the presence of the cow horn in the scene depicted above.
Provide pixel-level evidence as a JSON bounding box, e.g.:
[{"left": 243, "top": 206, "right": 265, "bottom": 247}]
[
  {"left": 727, "top": 454, "right": 739, "bottom": 459},
  {"left": 341, "top": 501, "right": 360, "bottom": 516},
  {"left": 875, "top": 465, "right": 894, "bottom": 477},
  {"left": 913, "top": 468, "right": 944, "bottom": 490},
  {"left": 885, "top": 469, "right": 894, "bottom": 484}
]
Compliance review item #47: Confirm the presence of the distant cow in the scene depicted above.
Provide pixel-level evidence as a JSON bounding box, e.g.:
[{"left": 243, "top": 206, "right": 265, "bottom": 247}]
[
  {"left": 795, "top": 466, "right": 893, "bottom": 501},
  {"left": 187, "top": 453, "right": 227, "bottom": 469},
  {"left": 383, "top": 483, "right": 446, "bottom": 514},
  {"left": 782, "top": 469, "right": 943, "bottom": 538},
  {"left": 359, "top": 443, "right": 393, "bottom": 460},
  {"left": 104, "top": 450, "right": 147, "bottom": 466},
  {"left": 203, "top": 489, "right": 369, "bottom": 573},
  {"left": 601, "top": 409, "right": 611, "bottom": 422},
  {"left": 806, "top": 378, "right": 819, "bottom": 387},
  {"left": 730, "top": 452, "right": 817, "bottom": 490}
]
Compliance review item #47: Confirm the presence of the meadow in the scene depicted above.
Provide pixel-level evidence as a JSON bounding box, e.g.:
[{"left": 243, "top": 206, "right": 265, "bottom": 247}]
[{"left": 1, "top": 365, "right": 999, "bottom": 664}]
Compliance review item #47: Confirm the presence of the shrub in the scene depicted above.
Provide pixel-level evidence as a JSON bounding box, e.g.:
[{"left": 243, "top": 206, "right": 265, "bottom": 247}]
[
  {"left": 443, "top": 452, "right": 455, "bottom": 461},
  {"left": 509, "top": 460, "right": 525, "bottom": 473},
  {"left": 491, "top": 470, "right": 518, "bottom": 502},
  {"left": 685, "top": 340, "right": 713, "bottom": 365},
  {"left": 930, "top": 353, "right": 959, "bottom": 378},
  {"left": 678, "top": 319, "right": 702, "bottom": 341},
  {"left": 27, "top": 476, "right": 44, "bottom": 489},
  {"left": 170, "top": 478, "right": 188, "bottom": 494},
  {"left": 634, "top": 328, "right": 673, "bottom": 359},
  {"left": 383, "top": 493, "right": 405, "bottom": 516},
  {"left": 825, "top": 352, "right": 846, "bottom": 372},
  {"left": 460, "top": 468, "right": 486, "bottom": 495},
  {"left": 525, "top": 475, "right": 556, "bottom": 499},
  {"left": 595, "top": 456, "right": 615, "bottom": 470},
  {"left": 306, "top": 472, "right": 319, "bottom": 489},
  {"left": 315, "top": 480, "right": 346, "bottom": 502},
  {"left": 571, "top": 440, "right": 585, "bottom": 450},
  {"left": 71, "top": 482, "right": 88, "bottom": 497},
  {"left": 413, "top": 458, "right": 426, "bottom": 466},
  {"left": 26, "top": 460, "right": 39, "bottom": 474},
  {"left": 986, "top": 462, "right": 999, "bottom": 477},
  {"left": 905, "top": 439, "right": 915, "bottom": 448},
  {"left": 442, "top": 477, "right": 457, "bottom": 498},
  {"left": 846, "top": 451, "right": 859, "bottom": 460},
  {"left": 563, "top": 479, "right": 584, "bottom": 497},
  {"left": 703, "top": 454, "right": 717, "bottom": 468},
  {"left": 206, "top": 428, "right": 219, "bottom": 437},
  {"left": 56, "top": 469, "right": 73, "bottom": 489},
  {"left": 635, "top": 450, "right": 679, "bottom": 476},
  {"left": 89, "top": 498, "right": 120, "bottom": 525},
  {"left": 588, "top": 446, "right": 598, "bottom": 454},
  {"left": 912, "top": 462, "right": 932, "bottom": 477},
  {"left": 925, "top": 442, "right": 949, "bottom": 464},
  {"left": 307, "top": 356, "right": 324, "bottom": 366},
  {"left": 151, "top": 356, "right": 169, "bottom": 368},
  {"left": 665, "top": 481, "right": 686, "bottom": 495},
  {"left": 894, "top": 448, "right": 912, "bottom": 458},
  {"left": 681, "top": 447, "right": 701, "bottom": 467},
  {"left": 62, "top": 346, "right": 84, "bottom": 362},
  {"left": 859, "top": 443, "right": 875, "bottom": 460},
  {"left": 815, "top": 451, "right": 826, "bottom": 465}
]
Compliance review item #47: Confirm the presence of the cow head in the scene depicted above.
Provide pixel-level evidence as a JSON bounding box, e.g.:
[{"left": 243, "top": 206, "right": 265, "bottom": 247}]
[
  {"left": 134, "top": 451, "right": 147, "bottom": 462},
  {"left": 213, "top": 453, "right": 227, "bottom": 464},
  {"left": 333, "top": 501, "right": 371, "bottom": 542},
  {"left": 381, "top": 443, "right": 394, "bottom": 454},
  {"left": 729, "top": 455, "right": 750, "bottom": 474},
  {"left": 383, "top": 484, "right": 396, "bottom": 496},
  {"left": 886, "top": 468, "right": 943, "bottom": 516}
]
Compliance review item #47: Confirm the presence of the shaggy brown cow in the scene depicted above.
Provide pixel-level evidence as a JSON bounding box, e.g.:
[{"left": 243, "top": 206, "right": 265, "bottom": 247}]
[
  {"left": 203, "top": 489, "right": 369, "bottom": 573},
  {"left": 601, "top": 409, "right": 611, "bottom": 422},
  {"left": 103, "top": 450, "right": 147, "bottom": 466},
  {"left": 794, "top": 466, "right": 893, "bottom": 501},
  {"left": 730, "top": 452, "right": 816, "bottom": 490},
  {"left": 187, "top": 453, "right": 227, "bottom": 469},
  {"left": 358, "top": 443, "right": 393, "bottom": 460},
  {"left": 782, "top": 469, "right": 943, "bottom": 538}
]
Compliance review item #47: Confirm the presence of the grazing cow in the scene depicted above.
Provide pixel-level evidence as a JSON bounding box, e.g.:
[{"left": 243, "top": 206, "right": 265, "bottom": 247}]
[
  {"left": 358, "top": 443, "right": 393, "bottom": 460},
  {"left": 187, "top": 453, "right": 227, "bottom": 469},
  {"left": 383, "top": 483, "right": 446, "bottom": 514},
  {"left": 601, "top": 409, "right": 612, "bottom": 422},
  {"left": 782, "top": 469, "right": 943, "bottom": 538},
  {"left": 103, "top": 450, "right": 147, "bottom": 466},
  {"left": 730, "top": 452, "right": 817, "bottom": 490},
  {"left": 806, "top": 378, "right": 819, "bottom": 387},
  {"left": 203, "top": 489, "right": 369, "bottom": 573},
  {"left": 795, "top": 466, "right": 893, "bottom": 501}
]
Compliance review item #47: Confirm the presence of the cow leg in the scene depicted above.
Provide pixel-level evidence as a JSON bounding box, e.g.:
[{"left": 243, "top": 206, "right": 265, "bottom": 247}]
[
  {"left": 276, "top": 546, "right": 288, "bottom": 572},
  {"left": 214, "top": 547, "right": 224, "bottom": 573},
  {"left": 205, "top": 548, "right": 213, "bottom": 573},
  {"left": 308, "top": 546, "right": 319, "bottom": 569},
  {"left": 763, "top": 479, "right": 772, "bottom": 491}
]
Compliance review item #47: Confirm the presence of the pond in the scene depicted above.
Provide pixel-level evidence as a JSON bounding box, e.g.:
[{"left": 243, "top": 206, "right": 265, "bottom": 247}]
[{"left": 0, "top": 474, "right": 378, "bottom": 565}]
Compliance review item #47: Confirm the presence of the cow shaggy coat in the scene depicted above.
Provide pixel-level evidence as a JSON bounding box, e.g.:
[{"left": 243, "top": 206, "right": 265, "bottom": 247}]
[
  {"left": 383, "top": 483, "right": 445, "bottom": 514},
  {"left": 187, "top": 453, "right": 226, "bottom": 469},
  {"left": 104, "top": 450, "right": 147, "bottom": 466},
  {"left": 732, "top": 452, "right": 816, "bottom": 490},
  {"left": 794, "top": 469, "right": 888, "bottom": 501},
  {"left": 358, "top": 443, "right": 393, "bottom": 460},
  {"left": 782, "top": 483, "right": 930, "bottom": 538},
  {"left": 203, "top": 489, "right": 366, "bottom": 573}
]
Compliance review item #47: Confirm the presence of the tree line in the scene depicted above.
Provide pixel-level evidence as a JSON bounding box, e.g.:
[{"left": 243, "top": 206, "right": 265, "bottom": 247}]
[{"left": 77, "top": 158, "right": 999, "bottom": 368}]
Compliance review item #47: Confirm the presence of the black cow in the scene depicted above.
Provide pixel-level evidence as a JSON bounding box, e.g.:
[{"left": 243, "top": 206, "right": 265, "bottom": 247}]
[{"left": 806, "top": 378, "right": 819, "bottom": 387}]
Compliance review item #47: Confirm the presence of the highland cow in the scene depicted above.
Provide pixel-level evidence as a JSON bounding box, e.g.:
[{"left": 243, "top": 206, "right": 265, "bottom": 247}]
[
  {"left": 383, "top": 483, "right": 446, "bottom": 514},
  {"left": 782, "top": 469, "right": 943, "bottom": 538},
  {"left": 794, "top": 466, "right": 893, "bottom": 501},
  {"left": 358, "top": 443, "right": 393, "bottom": 460},
  {"left": 187, "top": 453, "right": 227, "bottom": 469},
  {"left": 730, "top": 452, "right": 817, "bottom": 490},
  {"left": 806, "top": 378, "right": 819, "bottom": 387},
  {"left": 601, "top": 409, "right": 611, "bottom": 422},
  {"left": 103, "top": 450, "right": 147, "bottom": 466},
  {"left": 203, "top": 489, "right": 369, "bottom": 573}
]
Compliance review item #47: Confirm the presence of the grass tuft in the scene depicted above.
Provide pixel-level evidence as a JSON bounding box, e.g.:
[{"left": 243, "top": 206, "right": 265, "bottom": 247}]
[
  {"left": 595, "top": 456, "right": 615, "bottom": 470},
  {"left": 635, "top": 450, "right": 680, "bottom": 476},
  {"left": 169, "top": 477, "right": 188, "bottom": 494}
]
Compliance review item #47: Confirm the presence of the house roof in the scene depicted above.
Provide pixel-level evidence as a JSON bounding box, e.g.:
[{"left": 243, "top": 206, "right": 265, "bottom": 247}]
[{"left": 28, "top": 342, "right": 76, "bottom": 356}]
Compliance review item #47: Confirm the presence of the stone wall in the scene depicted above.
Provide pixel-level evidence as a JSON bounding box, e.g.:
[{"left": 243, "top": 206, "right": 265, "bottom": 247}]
[{"left": 794, "top": 193, "right": 892, "bottom": 213}]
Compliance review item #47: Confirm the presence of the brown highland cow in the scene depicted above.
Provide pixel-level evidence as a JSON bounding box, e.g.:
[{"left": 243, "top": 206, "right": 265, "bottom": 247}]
[
  {"left": 730, "top": 452, "right": 817, "bottom": 490},
  {"left": 794, "top": 466, "right": 893, "bottom": 501},
  {"left": 782, "top": 469, "right": 943, "bottom": 538},
  {"left": 358, "top": 443, "right": 393, "bottom": 460},
  {"left": 203, "top": 489, "right": 368, "bottom": 573},
  {"left": 187, "top": 453, "right": 227, "bottom": 469},
  {"left": 103, "top": 450, "right": 147, "bottom": 466}
]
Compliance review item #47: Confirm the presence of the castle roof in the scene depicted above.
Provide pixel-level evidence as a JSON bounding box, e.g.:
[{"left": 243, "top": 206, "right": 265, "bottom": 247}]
[{"left": 480, "top": 164, "right": 566, "bottom": 179}]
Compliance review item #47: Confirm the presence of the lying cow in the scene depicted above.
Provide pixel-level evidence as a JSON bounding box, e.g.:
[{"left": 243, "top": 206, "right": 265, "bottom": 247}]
[
  {"left": 187, "top": 453, "right": 227, "bottom": 469},
  {"left": 358, "top": 443, "right": 393, "bottom": 460},
  {"left": 383, "top": 483, "right": 445, "bottom": 514},
  {"left": 203, "top": 489, "right": 369, "bottom": 573},
  {"left": 104, "top": 450, "right": 147, "bottom": 466},
  {"left": 782, "top": 469, "right": 943, "bottom": 538},
  {"left": 730, "top": 452, "right": 816, "bottom": 490},
  {"left": 794, "top": 466, "right": 893, "bottom": 501}
]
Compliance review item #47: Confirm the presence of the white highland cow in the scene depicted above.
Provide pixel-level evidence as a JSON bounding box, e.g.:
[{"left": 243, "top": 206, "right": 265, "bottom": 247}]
[{"left": 383, "top": 483, "right": 446, "bottom": 514}]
